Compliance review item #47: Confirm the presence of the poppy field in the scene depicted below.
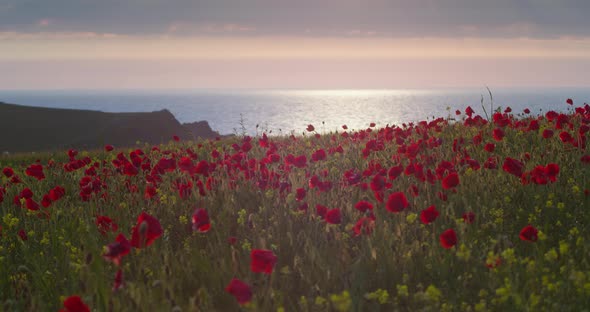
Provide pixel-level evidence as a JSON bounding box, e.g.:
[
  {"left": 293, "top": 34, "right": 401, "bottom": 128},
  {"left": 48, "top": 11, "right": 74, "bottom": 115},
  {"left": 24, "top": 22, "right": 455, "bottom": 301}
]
[{"left": 1, "top": 100, "right": 590, "bottom": 311}]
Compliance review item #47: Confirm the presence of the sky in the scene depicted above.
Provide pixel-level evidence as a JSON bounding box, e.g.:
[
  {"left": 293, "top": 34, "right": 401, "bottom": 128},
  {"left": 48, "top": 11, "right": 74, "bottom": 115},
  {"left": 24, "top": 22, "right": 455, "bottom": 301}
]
[{"left": 0, "top": 0, "right": 589, "bottom": 89}]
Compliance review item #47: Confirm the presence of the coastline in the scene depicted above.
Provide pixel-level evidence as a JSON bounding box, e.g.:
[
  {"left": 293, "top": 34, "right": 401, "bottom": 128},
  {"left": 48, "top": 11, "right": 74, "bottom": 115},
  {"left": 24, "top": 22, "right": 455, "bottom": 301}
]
[{"left": 0, "top": 101, "right": 223, "bottom": 153}]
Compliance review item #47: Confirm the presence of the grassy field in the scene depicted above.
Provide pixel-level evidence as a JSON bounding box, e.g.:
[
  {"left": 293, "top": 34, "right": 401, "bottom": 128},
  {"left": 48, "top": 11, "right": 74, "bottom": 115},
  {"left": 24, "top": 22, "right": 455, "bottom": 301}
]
[{"left": 1, "top": 100, "right": 589, "bottom": 311}]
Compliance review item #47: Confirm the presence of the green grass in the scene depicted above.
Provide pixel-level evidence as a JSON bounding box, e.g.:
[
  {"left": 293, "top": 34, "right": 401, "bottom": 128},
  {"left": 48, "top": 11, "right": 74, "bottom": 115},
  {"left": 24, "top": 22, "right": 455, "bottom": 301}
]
[{"left": 1, "top": 104, "right": 589, "bottom": 311}]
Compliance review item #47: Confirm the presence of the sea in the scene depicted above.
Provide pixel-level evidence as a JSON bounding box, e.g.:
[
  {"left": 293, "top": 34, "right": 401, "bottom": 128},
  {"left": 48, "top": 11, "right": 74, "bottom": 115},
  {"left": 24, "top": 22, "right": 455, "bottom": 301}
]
[{"left": 0, "top": 88, "right": 588, "bottom": 136}]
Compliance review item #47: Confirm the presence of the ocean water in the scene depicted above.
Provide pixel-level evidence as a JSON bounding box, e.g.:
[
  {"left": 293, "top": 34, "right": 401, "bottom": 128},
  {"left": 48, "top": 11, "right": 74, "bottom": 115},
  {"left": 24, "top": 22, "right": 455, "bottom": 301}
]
[{"left": 0, "top": 88, "right": 588, "bottom": 136}]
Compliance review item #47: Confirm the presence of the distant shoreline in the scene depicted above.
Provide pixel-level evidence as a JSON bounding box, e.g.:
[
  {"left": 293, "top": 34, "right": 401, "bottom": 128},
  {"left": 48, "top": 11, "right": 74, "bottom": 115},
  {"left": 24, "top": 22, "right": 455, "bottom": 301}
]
[{"left": 0, "top": 102, "right": 224, "bottom": 153}]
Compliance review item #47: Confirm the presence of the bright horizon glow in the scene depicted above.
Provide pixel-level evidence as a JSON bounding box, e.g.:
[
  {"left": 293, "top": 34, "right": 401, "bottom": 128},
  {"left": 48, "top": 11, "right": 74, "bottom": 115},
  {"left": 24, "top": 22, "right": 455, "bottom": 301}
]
[{"left": 2, "top": 35, "right": 590, "bottom": 61}]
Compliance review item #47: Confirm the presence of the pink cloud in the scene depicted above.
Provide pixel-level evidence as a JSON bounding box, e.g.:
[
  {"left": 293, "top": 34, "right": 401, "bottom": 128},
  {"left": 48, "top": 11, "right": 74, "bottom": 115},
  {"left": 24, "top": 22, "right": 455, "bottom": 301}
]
[{"left": 0, "top": 31, "right": 124, "bottom": 40}]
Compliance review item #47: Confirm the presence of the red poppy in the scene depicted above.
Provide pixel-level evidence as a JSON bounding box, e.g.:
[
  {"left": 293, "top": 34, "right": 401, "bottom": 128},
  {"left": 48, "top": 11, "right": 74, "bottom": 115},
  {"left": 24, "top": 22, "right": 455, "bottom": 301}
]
[
  {"left": 441, "top": 173, "right": 460, "bottom": 189},
  {"left": 103, "top": 234, "right": 131, "bottom": 266},
  {"left": 250, "top": 249, "right": 277, "bottom": 274},
  {"left": 502, "top": 157, "right": 525, "bottom": 177},
  {"left": 311, "top": 149, "right": 327, "bottom": 162},
  {"left": 519, "top": 225, "right": 538, "bottom": 242},
  {"left": 353, "top": 216, "right": 375, "bottom": 236},
  {"left": 523, "top": 108, "right": 530, "bottom": 114},
  {"left": 420, "top": 205, "right": 439, "bottom": 224},
  {"left": 566, "top": 98, "right": 573, "bottom": 105},
  {"left": 306, "top": 124, "right": 315, "bottom": 132},
  {"left": 18, "top": 229, "right": 28, "bottom": 241},
  {"left": 492, "top": 128, "right": 505, "bottom": 141},
  {"left": 542, "top": 129, "right": 554, "bottom": 139},
  {"left": 25, "top": 198, "right": 39, "bottom": 211},
  {"left": 104, "top": 144, "right": 114, "bottom": 152},
  {"left": 544, "top": 163, "right": 559, "bottom": 182},
  {"left": 440, "top": 229, "right": 457, "bottom": 249},
  {"left": 192, "top": 208, "right": 211, "bottom": 233},
  {"left": 130, "top": 212, "right": 163, "bottom": 248},
  {"left": 581, "top": 155, "right": 590, "bottom": 164},
  {"left": 25, "top": 164, "right": 45, "bottom": 180},
  {"left": 386, "top": 192, "right": 409, "bottom": 213},
  {"left": 559, "top": 131, "right": 573, "bottom": 143},
  {"left": 462, "top": 212, "right": 476, "bottom": 224},
  {"left": 113, "top": 269, "right": 124, "bottom": 291},
  {"left": 59, "top": 295, "right": 90, "bottom": 312},
  {"left": 40, "top": 194, "right": 52, "bottom": 208},
  {"left": 225, "top": 278, "right": 253, "bottom": 305},
  {"left": 96, "top": 216, "right": 118, "bottom": 236},
  {"left": 295, "top": 188, "right": 306, "bottom": 201},
  {"left": 316, "top": 204, "right": 328, "bottom": 218},
  {"left": 49, "top": 186, "right": 66, "bottom": 201},
  {"left": 388, "top": 165, "right": 404, "bottom": 180},
  {"left": 486, "top": 257, "right": 502, "bottom": 269},
  {"left": 173, "top": 135, "right": 180, "bottom": 142},
  {"left": 354, "top": 200, "right": 373, "bottom": 213},
  {"left": 325, "top": 208, "right": 342, "bottom": 224},
  {"left": 484, "top": 143, "right": 495, "bottom": 153},
  {"left": 2, "top": 167, "right": 14, "bottom": 178}
]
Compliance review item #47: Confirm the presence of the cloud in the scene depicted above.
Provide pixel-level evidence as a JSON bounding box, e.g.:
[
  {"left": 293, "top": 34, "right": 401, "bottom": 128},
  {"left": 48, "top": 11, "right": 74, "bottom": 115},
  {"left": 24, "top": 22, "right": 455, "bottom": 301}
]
[
  {"left": 0, "top": 0, "right": 589, "bottom": 38},
  {"left": 0, "top": 31, "right": 124, "bottom": 40},
  {"left": 36, "top": 19, "right": 52, "bottom": 27},
  {"left": 166, "top": 22, "right": 256, "bottom": 35}
]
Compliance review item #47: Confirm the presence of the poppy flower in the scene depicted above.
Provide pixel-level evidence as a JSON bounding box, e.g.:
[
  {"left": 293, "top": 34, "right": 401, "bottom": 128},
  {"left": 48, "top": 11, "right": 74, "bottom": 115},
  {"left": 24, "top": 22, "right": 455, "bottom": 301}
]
[
  {"left": 502, "top": 157, "right": 525, "bottom": 177},
  {"left": 420, "top": 205, "right": 439, "bottom": 224},
  {"left": 542, "top": 129, "right": 554, "bottom": 139},
  {"left": 441, "top": 173, "right": 460, "bottom": 189},
  {"left": 250, "top": 249, "right": 277, "bottom": 274},
  {"left": 104, "top": 144, "right": 114, "bottom": 152},
  {"left": 566, "top": 98, "right": 573, "bottom": 105},
  {"left": 59, "top": 295, "right": 90, "bottom": 312},
  {"left": 316, "top": 204, "right": 328, "bottom": 218},
  {"left": 325, "top": 208, "right": 342, "bottom": 224},
  {"left": 311, "top": 149, "right": 327, "bottom": 162},
  {"left": 25, "top": 164, "right": 45, "bottom": 180},
  {"left": 130, "top": 212, "right": 163, "bottom": 248},
  {"left": 113, "top": 269, "right": 124, "bottom": 292},
  {"left": 353, "top": 216, "right": 375, "bottom": 236},
  {"left": 306, "top": 124, "right": 315, "bottom": 132},
  {"left": 519, "top": 225, "right": 538, "bottom": 242},
  {"left": 103, "top": 234, "right": 131, "bottom": 266},
  {"left": 173, "top": 135, "right": 180, "bottom": 142},
  {"left": 544, "top": 163, "right": 559, "bottom": 182},
  {"left": 484, "top": 143, "right": 495, "bottom": 153},
  {"left": 49, "top": 186, "right": 66, "bottom": 201},
  {"left": 439, "top": 229, "right": 457, "bottom": 249},
  {"left": 2, "top": 167, "right": 14, "bottom": 178},
  {"left": 354, "top": 200, "right": 373, "bottom": 213},
  {"left": 492, "top": 128, "right": 505, "bottom": 141},
  {"left": 96, "top": 216, "right": 118, "bottom": 236},
  {"left": 559, "top": 131, "right": 573, "bottom": 143},
  {"left": 25, "top": 198, "right": 39, "bottom": 211},
  {"left": 225, "top": 278, "right": 253, "bottom": 305},
  {"left": 462, "top": 212, "right": 476, "bottom": 224},
  {"left": 192, "top": 208, "right": 211, "bottom": 233},
  {"left": 295, "top": 188, "right": 306, "bottom": 201},
  {"left": 386, "top": 192, "right": 409, "bottom": 213},
  {"left": 18, "top": 229, "right": 28, "bottom": 241},
  {"left": 388, "top": 165, "right": 404, "bottom": 180},
  {"left": 523, "top": 108, "right": 530, "bottom": 114},
  {"left": 41, "top": 194, "right": 52, "bottom": 208}
]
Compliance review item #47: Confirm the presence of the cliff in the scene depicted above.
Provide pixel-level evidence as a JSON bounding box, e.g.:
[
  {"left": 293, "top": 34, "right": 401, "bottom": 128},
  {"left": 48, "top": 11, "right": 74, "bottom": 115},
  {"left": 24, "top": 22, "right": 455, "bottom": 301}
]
[{"left": 0, "top": 102, "right": 220, "bottom": 152}]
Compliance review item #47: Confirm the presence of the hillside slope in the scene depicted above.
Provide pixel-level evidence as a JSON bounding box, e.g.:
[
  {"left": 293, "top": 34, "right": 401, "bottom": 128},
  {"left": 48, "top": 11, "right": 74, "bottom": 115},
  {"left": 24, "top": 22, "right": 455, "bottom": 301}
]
[{"left": 0, "top": 102, "right": 218, "bottom": 152}]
